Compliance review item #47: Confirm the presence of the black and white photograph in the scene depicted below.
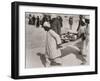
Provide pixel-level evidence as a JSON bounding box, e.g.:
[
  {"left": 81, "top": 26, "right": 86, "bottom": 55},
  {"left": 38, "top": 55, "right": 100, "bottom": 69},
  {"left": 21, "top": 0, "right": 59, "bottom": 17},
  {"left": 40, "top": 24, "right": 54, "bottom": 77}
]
[{"left": 25, "top": 12, "right": 90, "bottom": 68}]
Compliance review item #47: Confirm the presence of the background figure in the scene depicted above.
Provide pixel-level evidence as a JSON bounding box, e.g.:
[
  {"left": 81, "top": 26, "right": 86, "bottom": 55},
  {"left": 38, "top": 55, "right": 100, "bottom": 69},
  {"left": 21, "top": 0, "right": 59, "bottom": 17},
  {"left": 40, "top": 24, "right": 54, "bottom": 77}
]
[
  {"left": 32, "top": 15, "right": 36, "bottom": 25},
  {"left": 77, "top": 15, "right": 83, "bottom": 31},
  {"left": 51, "top": 16, "right": 62, "bottom": 36},
  {"left": 36, "top": 16, "right": 40, "bottom": 27},
  {"left": 28, "top": 14, "right": 32, "bottom": 25},
  {"left": 41, "top": 15, "right": 46, "bottom": 27},
  {"left": 69, "top": 16, "right": 73, "bottom": 30},
  {"left": 85, "top": 18, "right": 90, "bottom": 45},
  {"left": 57, "top": 16, "right": 63, "bottom": 27}
]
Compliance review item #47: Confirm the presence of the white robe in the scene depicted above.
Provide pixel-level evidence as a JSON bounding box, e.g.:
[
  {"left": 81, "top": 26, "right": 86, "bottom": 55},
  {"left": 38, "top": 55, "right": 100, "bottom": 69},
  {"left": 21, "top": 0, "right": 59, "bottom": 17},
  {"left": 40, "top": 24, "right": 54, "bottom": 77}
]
[
  {"left": 45, "top": 29, "right": 61, "bottom": 59},
  {"left": 78, "top": 25, "right": 87, "bottom": 55}
]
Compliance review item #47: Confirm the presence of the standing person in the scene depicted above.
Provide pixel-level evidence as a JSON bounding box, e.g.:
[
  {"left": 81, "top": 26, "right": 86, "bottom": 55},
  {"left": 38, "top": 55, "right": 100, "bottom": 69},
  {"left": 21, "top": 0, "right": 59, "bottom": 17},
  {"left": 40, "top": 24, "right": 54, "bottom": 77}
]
[
  {"left": 57, "top": 16, "right": 63, "bottom": 27},
  {"left": 51, "top": 15, "right": 62, "bottom": 36},
  {"left": 36, "top": 16, "right": 40, "bottom": 27},
  {"left": 32, "top": 15, "right": 36, "bottom": 25},
  {"left": 78, "top": 18, "right": 88, "bottom": 65},
  {"left": 43, "top": 16, "right": 62, "bottom": 66},
  {"left": 28, "top": 14, "right": 32, "bottom": 25},
  {"left": 77, "top": 15, "right": 83, "bottom": 31},
  {"left": 69, "top": 16, "right": 73, "bottom": 30},
  {"left": 39, "top": 15, "right": 43, "bottom": 26},
  {"left": 84, "top": 17, "right": 89, "bottom": 46},
  {"left": 80, "top": 16, "right": 89, "bottom": 56},
  {"left": 57, "top": 16, "right": 63, "bottom": 36},
  {"left": 41, "top": 15, "right": 46, "bottom": 27}
]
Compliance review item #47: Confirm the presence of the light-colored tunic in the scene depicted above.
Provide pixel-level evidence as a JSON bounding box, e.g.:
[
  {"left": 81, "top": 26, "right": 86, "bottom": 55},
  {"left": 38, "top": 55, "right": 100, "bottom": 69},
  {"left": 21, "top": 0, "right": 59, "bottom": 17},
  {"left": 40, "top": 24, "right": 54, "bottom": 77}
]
[
  {"left": 45, "top": 29, "right": 61, "bottom": 59},
  {"left": 78, "top": 25, "right": 86, "bottom": 36},
  {"left": 78, "top": 25, "right": 87, "bottom": 55}
]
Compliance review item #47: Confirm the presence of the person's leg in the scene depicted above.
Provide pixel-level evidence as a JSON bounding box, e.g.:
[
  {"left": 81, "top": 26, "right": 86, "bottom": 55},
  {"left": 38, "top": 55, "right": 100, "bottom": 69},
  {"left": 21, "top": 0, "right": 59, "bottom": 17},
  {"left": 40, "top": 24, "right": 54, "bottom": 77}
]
[
  {"left": 70, "top": 25, "right": 72, "bottom": 30},
  {"left": 79, "top": 40, "right": 87, "bottom": 65},
  {"left": 45, "top": 55, "right": 51, "bottom": 67}
]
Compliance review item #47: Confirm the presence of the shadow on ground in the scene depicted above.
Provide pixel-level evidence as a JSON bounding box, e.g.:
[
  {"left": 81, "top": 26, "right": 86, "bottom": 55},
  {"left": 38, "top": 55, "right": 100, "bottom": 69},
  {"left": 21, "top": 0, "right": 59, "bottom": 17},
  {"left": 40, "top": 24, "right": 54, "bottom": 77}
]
[
  {"left": 37, "top": 53, "right": 47, "bottom": 67},
  {"left": 37, "top": 45, "right": 86, "bottom": 67}
]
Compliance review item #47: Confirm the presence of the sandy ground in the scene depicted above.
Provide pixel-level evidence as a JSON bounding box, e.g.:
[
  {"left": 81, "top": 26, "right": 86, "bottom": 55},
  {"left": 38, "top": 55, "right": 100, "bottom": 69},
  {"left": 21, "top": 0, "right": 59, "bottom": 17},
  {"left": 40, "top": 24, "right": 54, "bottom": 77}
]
[{"left": 25, "top": 17, "right": 89, "bottom": 68}]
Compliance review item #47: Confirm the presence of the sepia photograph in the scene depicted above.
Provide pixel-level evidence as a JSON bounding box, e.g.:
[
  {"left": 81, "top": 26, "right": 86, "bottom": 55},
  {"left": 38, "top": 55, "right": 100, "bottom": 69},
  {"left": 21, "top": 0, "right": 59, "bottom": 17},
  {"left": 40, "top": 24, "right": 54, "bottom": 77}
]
[
  {"left": 11, "top": 2, "right": 97, "bottom": 79},
  {"left": 25, "top": 12, "right": 90, "bottom": 68}
]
